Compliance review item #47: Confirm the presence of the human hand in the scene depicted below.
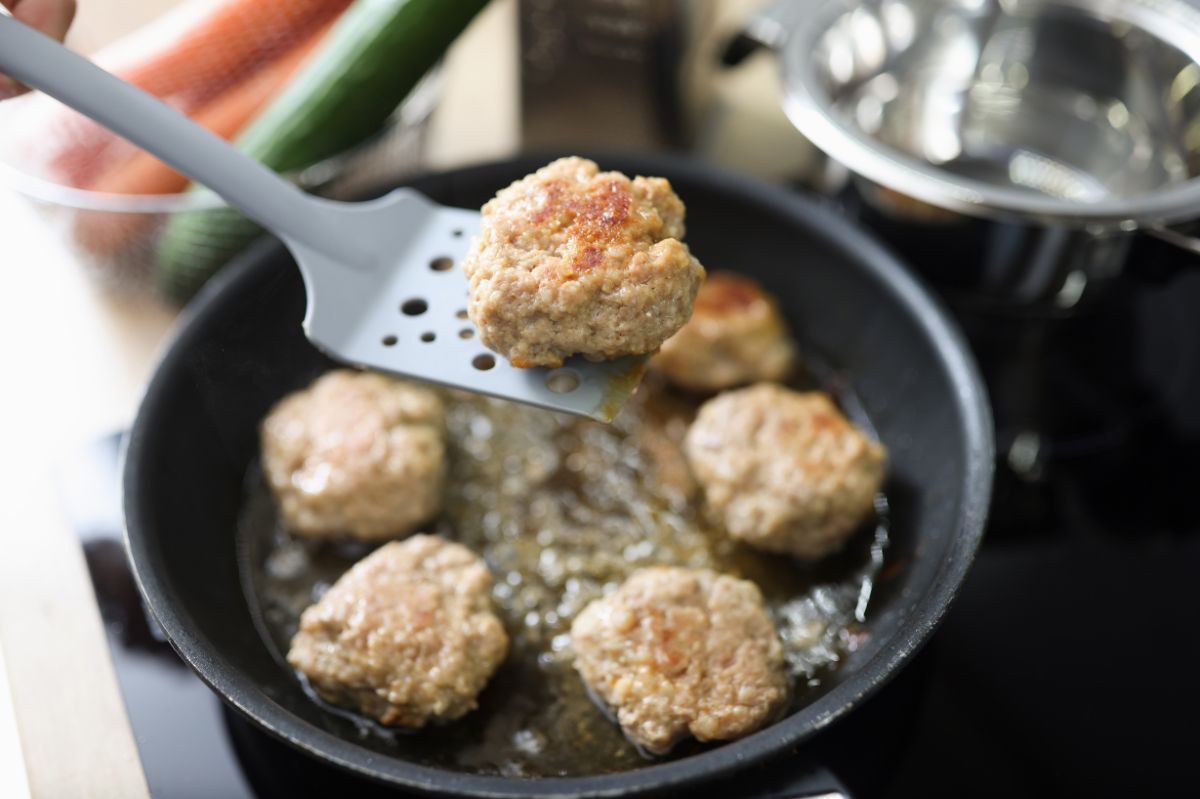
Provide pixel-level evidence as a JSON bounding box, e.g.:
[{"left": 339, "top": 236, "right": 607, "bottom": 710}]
[{"left": 0, "top": 0, "right": 78, "bottom": 99}]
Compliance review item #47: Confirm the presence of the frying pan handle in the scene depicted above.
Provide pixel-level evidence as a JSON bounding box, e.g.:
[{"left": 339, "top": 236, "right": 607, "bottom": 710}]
[{"left": 0, "top": 11, "right": 368, "bottom": 264}]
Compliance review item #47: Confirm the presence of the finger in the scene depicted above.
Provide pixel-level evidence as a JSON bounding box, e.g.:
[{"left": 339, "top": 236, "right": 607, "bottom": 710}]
[
  {"left": 11, "top": 0, "right": 77, "bottom": 42},
  {"left": 0, "top": 0, "right": 77, "bottom": 98},
  {"left": 0, "top": 70, "right": 17, "bottom": 102},
  {"left": 0, "top": 2, "right": 14, "bottom": 98}
]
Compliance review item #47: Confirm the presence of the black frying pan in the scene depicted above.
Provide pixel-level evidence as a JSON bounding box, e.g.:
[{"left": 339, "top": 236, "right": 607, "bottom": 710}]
[{"left": 123, "top": 154, "right": 993, "bottom": 798}]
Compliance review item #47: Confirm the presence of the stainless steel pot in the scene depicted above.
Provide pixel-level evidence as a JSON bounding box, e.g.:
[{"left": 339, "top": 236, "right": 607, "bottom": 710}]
[{"left": 736, "top": 0, "right": 1200, "bottom": 310}]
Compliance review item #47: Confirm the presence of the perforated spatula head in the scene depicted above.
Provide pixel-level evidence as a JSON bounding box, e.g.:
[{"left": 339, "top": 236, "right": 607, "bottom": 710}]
[
  {"left": 0, "top": 12, "right": 648, "bottom": 422},
  {"left": 290, "top": 191, "right": 649, "bottom": 422}
]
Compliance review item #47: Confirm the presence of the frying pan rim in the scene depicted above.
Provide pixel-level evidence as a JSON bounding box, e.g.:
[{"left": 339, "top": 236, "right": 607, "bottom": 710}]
[{"left": 123, "top": 152, "right": 993, "bottom": 797}]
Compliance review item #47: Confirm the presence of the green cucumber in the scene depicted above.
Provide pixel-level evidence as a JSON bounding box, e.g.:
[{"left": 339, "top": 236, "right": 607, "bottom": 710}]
[{"left": 157, "top": 0, "right": 490, "bottom": 301}]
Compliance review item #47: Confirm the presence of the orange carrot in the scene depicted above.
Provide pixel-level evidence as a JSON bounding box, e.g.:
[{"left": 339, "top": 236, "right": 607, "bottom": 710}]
[
  {"left": 36, "top": 0, "right": 351, "bottom": 187},
  {"left": 89, "top": 21, "right": 334, "bottom": 197},
  {"left": 99, "top": 0, "right": 353, "bottom": 108},
  {"left": 73, "top": 19, "right": 336, "bottom": 256}
]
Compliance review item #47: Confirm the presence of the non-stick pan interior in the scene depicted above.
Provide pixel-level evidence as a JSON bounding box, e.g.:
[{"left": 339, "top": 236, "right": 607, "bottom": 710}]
[{"left": 124, "top": 154, "right": 992, "bottom": 797}]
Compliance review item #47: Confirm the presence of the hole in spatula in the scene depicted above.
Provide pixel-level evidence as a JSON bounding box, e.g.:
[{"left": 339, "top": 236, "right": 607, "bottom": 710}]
[{"left": 546, "top": 369, "right": 581, "bottom": 394}]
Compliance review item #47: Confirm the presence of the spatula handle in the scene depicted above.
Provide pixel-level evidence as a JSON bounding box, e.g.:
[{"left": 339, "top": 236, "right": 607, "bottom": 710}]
[{"left": 0, "top": 12, "right": 362, "bottom": 261}]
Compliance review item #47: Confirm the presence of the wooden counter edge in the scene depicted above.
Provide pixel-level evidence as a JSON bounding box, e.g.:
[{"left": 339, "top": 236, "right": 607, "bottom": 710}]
[{"left": 0, "top": 481, "right": 149, "bottom": 799}]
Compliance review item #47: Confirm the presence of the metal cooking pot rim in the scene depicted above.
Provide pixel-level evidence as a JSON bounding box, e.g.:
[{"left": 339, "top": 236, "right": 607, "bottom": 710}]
[
  {"left": 123, "top": 154, "right": 994, "bottom": 798},
  {"left": 780, "top": 0, "right": 1200, "bottom": 228}
]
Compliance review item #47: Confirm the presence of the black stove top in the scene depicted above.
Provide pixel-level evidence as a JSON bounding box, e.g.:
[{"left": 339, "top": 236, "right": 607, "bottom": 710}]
[{"left": 62, "top": 269, "right": 1200, "bottom": 798}]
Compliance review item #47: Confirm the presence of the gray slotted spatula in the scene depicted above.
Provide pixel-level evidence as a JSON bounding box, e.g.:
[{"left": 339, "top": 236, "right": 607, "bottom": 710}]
[{"left": 0, "top": 11, "right": 646, "bottom": 421}]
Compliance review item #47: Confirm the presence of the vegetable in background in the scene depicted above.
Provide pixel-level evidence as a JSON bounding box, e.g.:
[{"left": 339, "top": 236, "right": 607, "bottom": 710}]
[
  {"left": 72, "top": 21, "right": 338, "bottom": 258},
  {"left": 156, "top": 0, "right": 491, "bottom": 302},
  {"left": 14, "top": 0, "right": 352, "bottom": 189},
  {"left": 93, "top": 24, "right": 336, "bottom": 198},
  {"left": 101, "top": 0, "right": 353, "bottom": 106}
]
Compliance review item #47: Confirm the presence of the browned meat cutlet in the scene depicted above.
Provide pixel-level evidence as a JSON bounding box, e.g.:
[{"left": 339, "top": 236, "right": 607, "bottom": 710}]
[
  {"left": 685, "top": 384, "right": 886, "bottom": 559},
  {"left": 654, "top": 271, "right": 797, "bottom": 392},
  {"left": 571, "top": 566, "right": 789, "bottom": 755},
  {"left": 287, "top": 535, "right": 508, "bottom": 728},
  {"left": 462, "top": 157, "right": 705, "bottom": 368},
  {"left": 260, "top": 370, "right": 446, "bottom": 541}
]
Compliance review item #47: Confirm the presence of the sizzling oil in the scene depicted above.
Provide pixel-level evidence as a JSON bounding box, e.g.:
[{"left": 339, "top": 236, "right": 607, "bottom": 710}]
[{"left": 239, "top": 373, "right": 889, "bottom": 777}]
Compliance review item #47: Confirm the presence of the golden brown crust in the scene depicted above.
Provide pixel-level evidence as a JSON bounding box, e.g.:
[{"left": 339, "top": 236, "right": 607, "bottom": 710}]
[
  {"left": 570, "top": 567, "right": 789, "bottom": 754},
  {"left": 654, "top": 272, "right": 797, "bottom": 392},
  {"left": 260, "top": 370, "right": 446, "bottom": 541},
  {"left": 692, "top": 271, "right": 768, "bottom": 315},
  {"left": 685, "top": 385, "right": 886, "bottom": 559},
  {"left": 462, "top": 157, "right": 705, "bottom": 368},
  {"left": 287, "top": 535, "right": 509, "bottom": 728}
]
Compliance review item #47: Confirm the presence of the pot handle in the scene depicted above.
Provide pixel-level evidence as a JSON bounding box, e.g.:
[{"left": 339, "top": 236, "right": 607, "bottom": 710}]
[
  {"left": 1147, "top": 225, "right": 1200, "bottom": 257},
  {"left": 723, "top": 0, "right": 810, "bottom": 64},
  {"left": 1128, "top": 225, "right": 1200, "bottom": 283}
]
